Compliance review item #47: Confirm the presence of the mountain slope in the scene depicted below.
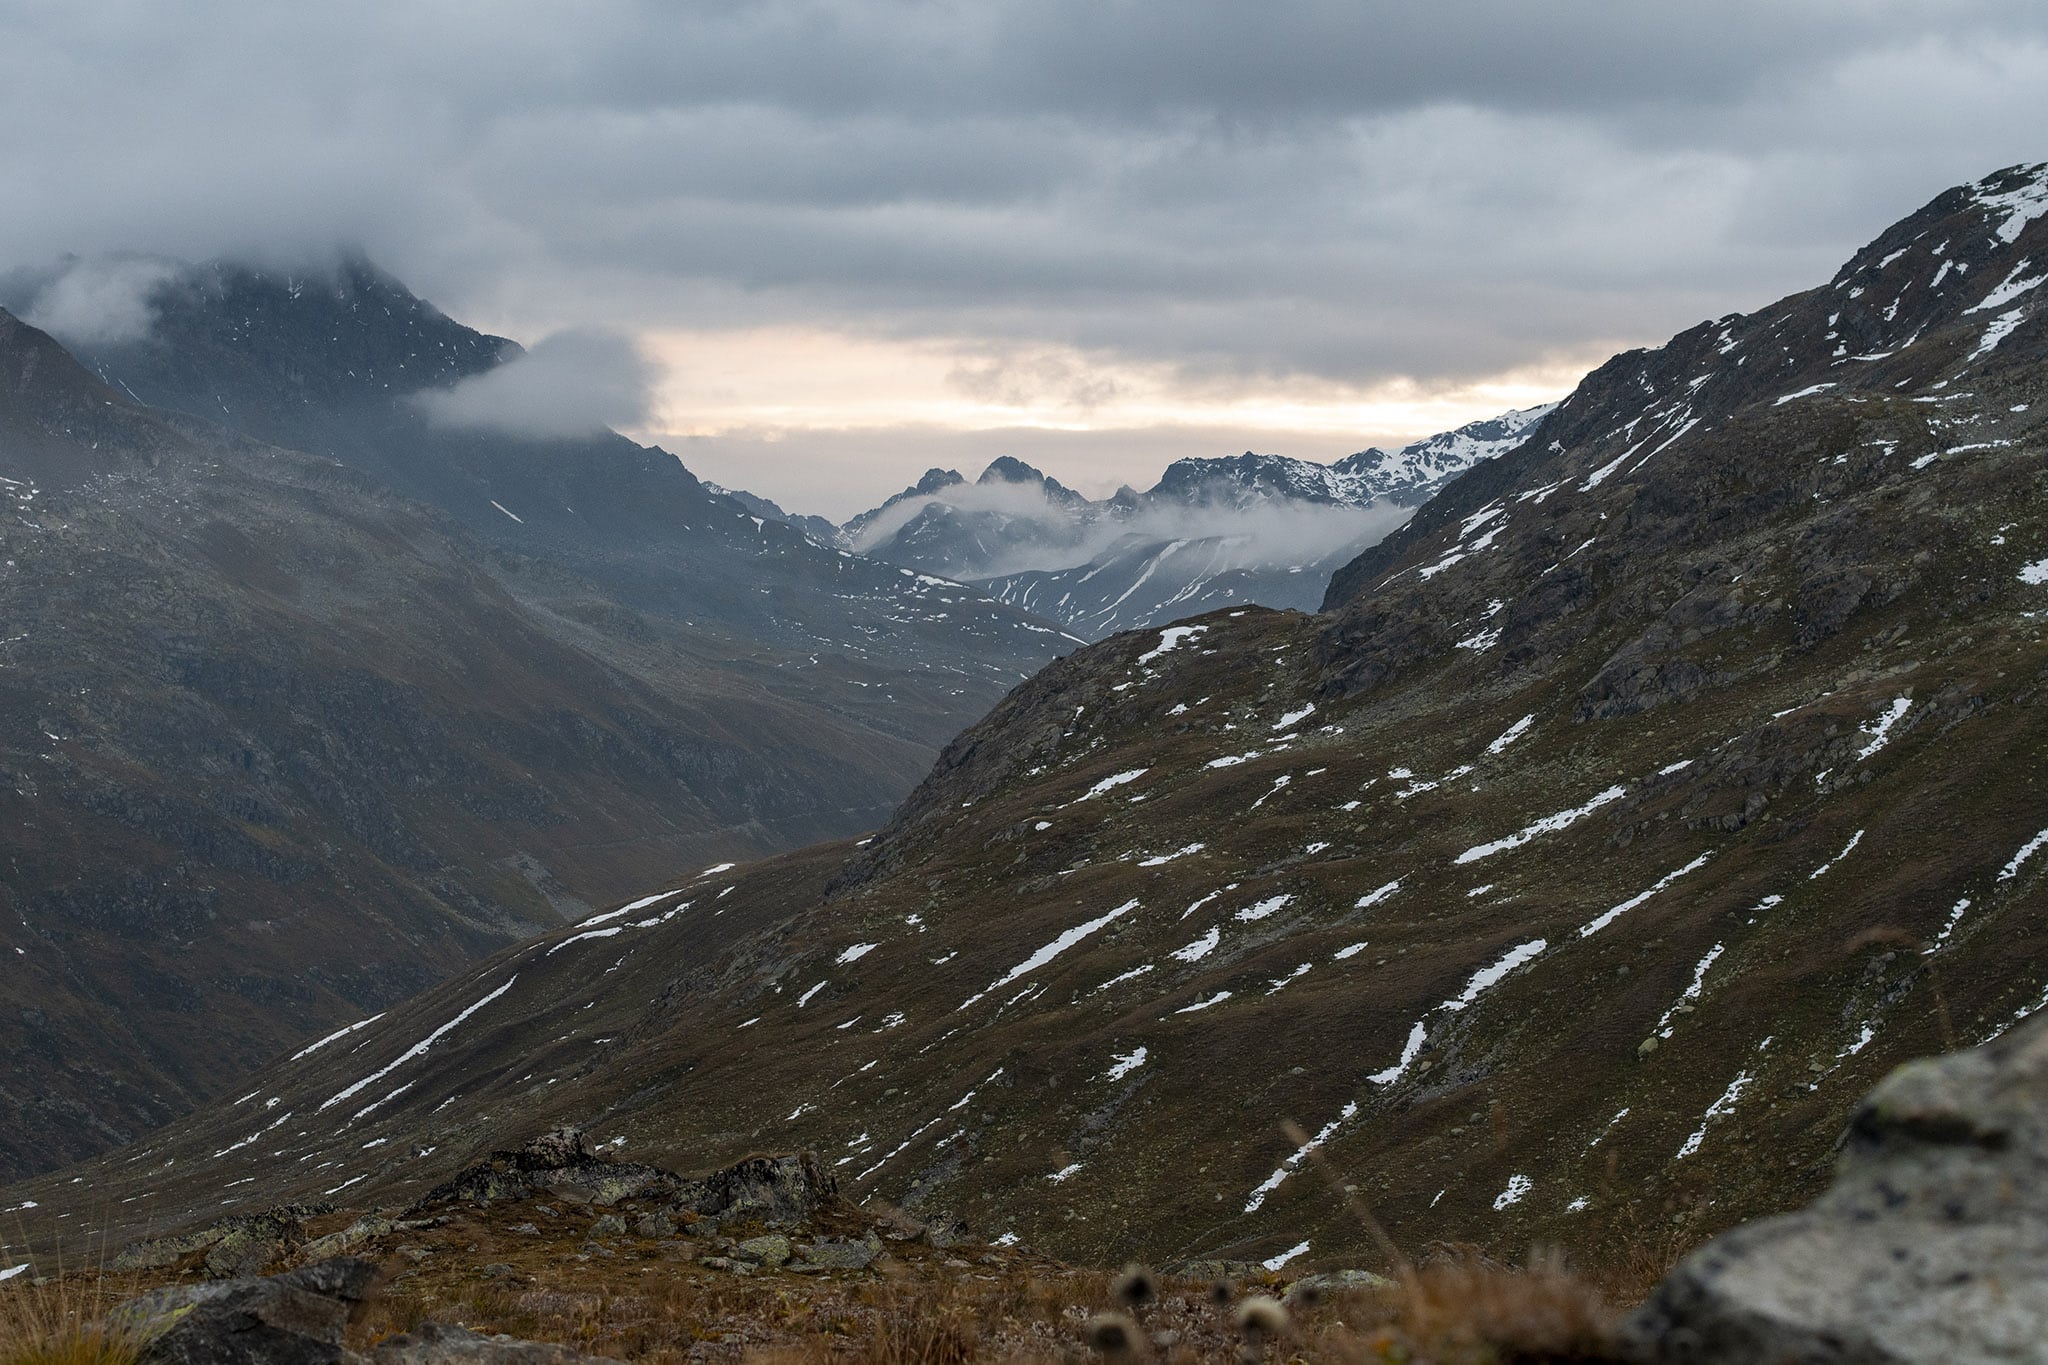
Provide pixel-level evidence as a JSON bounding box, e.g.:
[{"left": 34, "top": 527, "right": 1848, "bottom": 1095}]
[
  {"left": 12, "top": 164, "right": 2048, "bottom": 1284},
  {"left": 0, "top": 308, "right": 962, "bottom": 1183},
  {"left": 9, "top": 256, "right": 1080, "bottom": 751}
]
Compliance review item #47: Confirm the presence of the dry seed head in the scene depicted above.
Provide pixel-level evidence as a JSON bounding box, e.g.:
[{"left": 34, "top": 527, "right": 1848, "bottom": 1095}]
[
  {"left": 1085, "top": 1312, "right": 1140, "bottom": 1354},
  {"left": 1113, "top": 1263, "right": 1158, "bottom": 1308},
  {"left": 1234, "top": 1295, "right": 1289, "bottom": 1340},
  {"left": 1208, "top": 1277, "right": 1236, "bottom": 1306},
  {"left": 1291, "top": 1278, "right": 1323, "bottom": 1308}
]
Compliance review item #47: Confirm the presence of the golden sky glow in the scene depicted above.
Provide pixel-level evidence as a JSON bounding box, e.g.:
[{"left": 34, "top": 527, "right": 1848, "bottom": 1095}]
[{"left": 627, "top": 326, "right": 1597, "bottom": 517}]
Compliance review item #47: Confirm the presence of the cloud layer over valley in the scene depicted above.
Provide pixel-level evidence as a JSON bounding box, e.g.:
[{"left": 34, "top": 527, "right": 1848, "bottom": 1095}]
[{"left": 3, "top": 3, "right": 2046, "bottom": 511}]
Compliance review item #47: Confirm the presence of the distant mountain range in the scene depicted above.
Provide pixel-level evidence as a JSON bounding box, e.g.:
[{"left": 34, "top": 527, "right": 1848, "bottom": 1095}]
[
  {"left": 19, "top": 163, "right": 2046, "bottom": 1284},
  {"left": 807, "top": 408, "right": 1552, "bottom": 638}
]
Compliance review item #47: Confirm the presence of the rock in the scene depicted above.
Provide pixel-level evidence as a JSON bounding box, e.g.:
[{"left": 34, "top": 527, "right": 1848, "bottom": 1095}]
[
  {"left": 479, "top": 1264, "right": 516, "bottom": 1280},
  {"left": 416, "top": 1130, "right": 674, "bottom": 1210},
  {"left": 127, "top": 1255, "right": 376, "bottom": 1364},
  {"left": 796, "top": 1233, "right": 880, "bottom": 1270},
  {"left": 920, "top": 1216, "right": 971, "bottom": 1249},
  {"left": 734, "top": 1234, "right": 792, "bottom": 1267},
  {"left": 587, "top": 1214, "right": 627, "bottom": 1239},
  {"left": 1638, "top": 1036, "right": 1661, "bottom": 1059},
  {"left": 1283, "top": 1269, "right": 1395, "bottom": 1304},
  {"left": 1627, "top": 1014, "right": 2048, "bottom": 1363},
  {"left": 369, "top": 1321, "right": 622, "bottom": 1362},
  {"left": 631, "top": 1212, "right": 674, "bottom": 1239},
  {"left": 672, "top": 1152, "right": 836, "bottom": 1227},
  {"left": 299, "top": 1215, "right": 399, "bottom": 1263},
  {"left": 113, "top": 1204, "right": 331, "bottom": 1277},
  {"left": 697, "top": 1256, "right": 751, "bottom": 1274}
]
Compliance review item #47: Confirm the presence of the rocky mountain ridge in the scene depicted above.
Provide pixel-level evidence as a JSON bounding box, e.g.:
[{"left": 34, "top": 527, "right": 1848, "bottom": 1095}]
[
  {"left": 8, "top": 162, "right": 2048, "bottom": 1303},
  {"left": 831, "top": 407, "right": 1552, "bottom": 638}
]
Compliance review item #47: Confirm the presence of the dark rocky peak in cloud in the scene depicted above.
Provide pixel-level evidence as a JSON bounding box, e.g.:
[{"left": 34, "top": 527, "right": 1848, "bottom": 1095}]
[
  {"left": 3, "top": 252, "right": 515, "bottom": 444},
  {"left": 975, "top": 455, "right": 1090, "bottom": 507}
]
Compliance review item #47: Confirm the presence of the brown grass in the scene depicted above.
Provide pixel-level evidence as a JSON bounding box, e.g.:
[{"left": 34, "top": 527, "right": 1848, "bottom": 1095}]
[{"left": 0, "top": 1276, "right": 145, "bottom": 1365}]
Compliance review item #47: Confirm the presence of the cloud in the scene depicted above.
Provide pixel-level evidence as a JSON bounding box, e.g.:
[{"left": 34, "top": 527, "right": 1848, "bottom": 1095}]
[
  {"left": 19, "top": 257, "right": 177, "bottom": 346},
  {"left": 417, "top": 329, "right": 657, "bottom": 439},
  {"left": 945, "top": 349, "right": 1124, "bottom": 409},
  {"left": 841, "top": 455, "right": 1415, "bottom": 581},
  {"left": 1, "top": 4, "right": 2045, "bottom": 499}
]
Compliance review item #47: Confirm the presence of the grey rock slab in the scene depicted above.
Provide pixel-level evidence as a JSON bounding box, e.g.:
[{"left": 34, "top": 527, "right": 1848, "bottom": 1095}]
[
  {"left": 1628, "top": 1014, "right": 2048, "bottom": 1363},
  {"left": 734, "top": 1234, "right": 792, "bottom": 1267},
  {"left": 370, "top": 1321, "right": 622, "bottom": 1363},
  {"left": 132, "top": 1256, "right": 376, "bottom": 1365}
]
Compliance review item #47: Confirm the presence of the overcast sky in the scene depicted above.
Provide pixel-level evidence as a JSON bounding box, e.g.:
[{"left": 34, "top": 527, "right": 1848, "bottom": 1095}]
[{"left": 5, "top": 1, "right": 2046, "bottom": 516}]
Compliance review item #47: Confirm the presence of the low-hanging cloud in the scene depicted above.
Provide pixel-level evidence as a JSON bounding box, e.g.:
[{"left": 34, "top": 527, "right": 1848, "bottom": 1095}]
[
  {"left": 848, "top": 463, "right": 1415, "bottom": 582},
  {"left": 416, "top": 328, "right": 657, "bottom": 439},
  {"left": 20, "top": 257, "right": 177, "bottom": 347}
]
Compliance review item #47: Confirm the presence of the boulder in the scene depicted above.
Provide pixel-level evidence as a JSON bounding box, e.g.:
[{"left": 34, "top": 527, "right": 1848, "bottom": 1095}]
[
  {"left": 1627, "top": 1014, "right": 2048, "bottom": 1363},
  {"left": 369, "top": 1321, "right": 621, "bottom": 1363},
  {"left": 415, "top": 1129, "right": 672, "bottom": 1210},
  {"left": 128, "top": 1256, "right": 376, "bottom": 1364},
  {"left": 671, "top": 1152, "right": 836, "bottom": 1226},
  {"left": 734, "top": 1234, "right": 792, "bottom": 1267},
  {"left": 1283, "top": 1269, "right": 1395, "bottom": 1304},
  {"left": 794, "top": 1233, "right": 880, "bottom": 1271},
  {"left": 113, "top": 1204, "right": 330, "bottom": 1277}
]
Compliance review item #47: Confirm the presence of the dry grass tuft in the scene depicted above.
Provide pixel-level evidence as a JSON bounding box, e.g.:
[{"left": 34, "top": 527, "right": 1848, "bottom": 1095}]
[
  {"left": 0, "top": 1277, "right": 145, "bottom": 1365},
  {"left": 1334, "top": 1246, "right": 1624, "bottom": 1364}
]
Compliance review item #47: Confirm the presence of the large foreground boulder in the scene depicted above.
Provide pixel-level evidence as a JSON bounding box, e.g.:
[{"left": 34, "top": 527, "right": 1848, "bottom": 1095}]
[
  {"left": 125, "top": 1256, "right": 376, "bottom": 1364},
  {"left": 1627, "top": 1014, "right": 2048, "bottom": 1363},
  {"left": 115, "top": 1257, "right": 617, "bottom": 1363}
]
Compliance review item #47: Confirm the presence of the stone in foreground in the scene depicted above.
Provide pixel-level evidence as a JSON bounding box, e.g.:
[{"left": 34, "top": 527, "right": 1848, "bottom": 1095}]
[{"left": 1627, "top": 1014, "right": 2048, "bottom": 1363}]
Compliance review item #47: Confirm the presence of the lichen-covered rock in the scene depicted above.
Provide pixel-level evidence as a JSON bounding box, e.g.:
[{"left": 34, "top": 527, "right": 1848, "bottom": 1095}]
[
  {"left": 129, "top": 1256, "right": 376, "bottom": 1364},
  {"left": 1283, "top": 1269, "right": 1395, "bottom": 1304},
  {"left": 671, "top": 1152, "right": 836, "bottom": 1226},
  {"left": 1627, "top": 1014, "right": 2048, "bottom": 1363},
  {"left": 113, "top": 1204, "right": 330, "bottom": 1278},
  {"left": 415, "top": 1130, "right": 673, "bottom": 1210},
  {"left": 795, "top": 1233, "right": 880, "bottom": 1271},
  {"left": 734, "top": 1234, "right": 792, "bottom": 1267}
]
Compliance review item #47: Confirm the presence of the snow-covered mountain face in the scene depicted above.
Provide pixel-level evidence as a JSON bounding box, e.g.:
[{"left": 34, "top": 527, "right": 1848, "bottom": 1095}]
[
  {"left": 834, "top": 406, "right": 1555, "bottom": 637},
  {"left": 18, "top": 161, "right": 2048, "bottom": 1285}
]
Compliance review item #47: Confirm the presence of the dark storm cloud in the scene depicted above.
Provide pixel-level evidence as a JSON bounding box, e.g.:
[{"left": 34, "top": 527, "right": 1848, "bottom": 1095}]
[{"left": 1, "top": 2, "right": 2045, "bottom": 390}]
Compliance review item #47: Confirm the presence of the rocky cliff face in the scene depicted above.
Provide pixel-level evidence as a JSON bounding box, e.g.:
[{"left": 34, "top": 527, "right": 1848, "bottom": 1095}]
[{"left": 9, "top": 165, "right": 2048, "bottom": 1290}]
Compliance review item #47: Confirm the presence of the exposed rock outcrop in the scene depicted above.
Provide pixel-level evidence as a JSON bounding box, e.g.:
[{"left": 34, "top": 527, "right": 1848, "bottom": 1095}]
[
  {"left": 413, "top": 1129, "right": 837, "bottom": 1227},
  {"left": 1627, "top": 1014, "right": 2048, "bottom": 1363},
  {"left": 125, "top": 1256, "right": 376, "bottom": 1364}
]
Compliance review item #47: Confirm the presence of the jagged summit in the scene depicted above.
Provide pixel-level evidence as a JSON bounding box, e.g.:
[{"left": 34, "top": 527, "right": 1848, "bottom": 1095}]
[{"left": 844, "top": 406, "right": 1554, "bottom": 636}]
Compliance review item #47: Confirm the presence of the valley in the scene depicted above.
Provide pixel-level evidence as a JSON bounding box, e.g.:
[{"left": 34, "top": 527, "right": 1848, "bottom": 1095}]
[{"left": 7, "top": 163, "right": 2045, "bottom": 1317}]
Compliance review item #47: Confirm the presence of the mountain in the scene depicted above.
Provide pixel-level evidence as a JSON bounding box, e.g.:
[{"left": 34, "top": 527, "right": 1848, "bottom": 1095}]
[
  {"left": 0, "top": 262, "right": 1083, "bottom": 1185},
  {"left": 845, "top": 408, "right": 1553, "bottom": 638},
  {"left": 9, "top": 163, "right": 2048, "bottom": 1289},
  {"left": 4, "top": 255, "right": 1080, "bottom": 751}
]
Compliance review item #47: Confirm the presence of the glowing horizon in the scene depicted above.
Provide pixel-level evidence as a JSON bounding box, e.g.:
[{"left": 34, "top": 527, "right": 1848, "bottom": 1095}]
[{"left": 625, "top": 326, "right": 1605, "bottom": 518}]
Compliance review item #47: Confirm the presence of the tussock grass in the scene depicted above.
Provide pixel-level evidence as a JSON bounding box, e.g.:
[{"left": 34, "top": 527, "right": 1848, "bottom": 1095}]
[{"left": 0, "top": 1276, "right": 144, "bottom": 1365}]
